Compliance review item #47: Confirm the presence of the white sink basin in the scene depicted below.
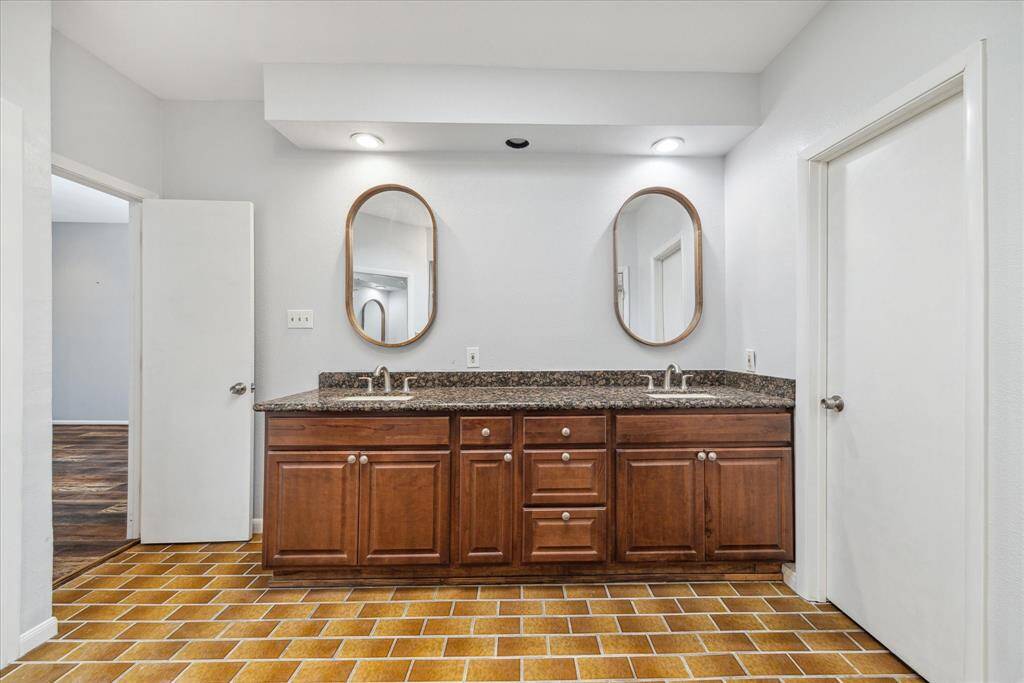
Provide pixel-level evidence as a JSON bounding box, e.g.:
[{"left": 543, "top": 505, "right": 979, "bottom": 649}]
[
  {"left": 645, "top": 392, "right": 715, "bottom": 399},
  {"left": 339, "top": 394, "right": 414, "bottom": 402}
]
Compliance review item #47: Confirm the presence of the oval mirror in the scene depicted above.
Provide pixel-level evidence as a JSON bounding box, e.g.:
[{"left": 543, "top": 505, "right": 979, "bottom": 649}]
[
  {"left": 613, "top": 187, "right": 703, "bottom": 345},
  {"left": 345, "top": 184, "right": 437, "bottom": 347}
]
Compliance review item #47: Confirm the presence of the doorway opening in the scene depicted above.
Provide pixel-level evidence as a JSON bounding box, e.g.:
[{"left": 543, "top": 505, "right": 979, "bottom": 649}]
[{"left": 50, "top": 174, "right": 137, "bottom": 584}]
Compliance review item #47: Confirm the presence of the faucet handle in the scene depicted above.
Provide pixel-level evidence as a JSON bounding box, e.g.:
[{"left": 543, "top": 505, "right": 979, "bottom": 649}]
[
  {"left": 680, "top": 374, "right": 694, "bottom": 391},
  {"left": 358, "top": 376, "right": 374, "bottom": 393},
  {"left": 638, "top": 374, "right": 655, "bottom": 391},
  {"left": 402, "top": 376, "right": 417, "bottom": 394}
]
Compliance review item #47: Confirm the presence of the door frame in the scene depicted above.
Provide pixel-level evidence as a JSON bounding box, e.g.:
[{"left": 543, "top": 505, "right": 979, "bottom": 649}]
[
  {"left": 51, "top": 153, "right": 158, "bottom": 540},
  {"left": 794, "top": 42, "right": 987, "bottom": 680}
]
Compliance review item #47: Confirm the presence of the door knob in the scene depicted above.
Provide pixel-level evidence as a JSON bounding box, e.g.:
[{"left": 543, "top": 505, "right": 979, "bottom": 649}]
[
  {"left": 821, "top": 395, "right": 845, "bottom": 412},
  {"left": 708, "top": 451, "right": 717, "bottom": 461},
  {"left": 481, "top": 427, "right": 491, "bottom": 437},
  {"left": 561, "top": 452, "right": 571, "bottom": 462},
  {"left": 503, "top": 453, "right": 512, "bottom": 462},
  {"left": 359, "top": 455, "right": 369, "bottom": 465},
  {"left": 229, "top": 382, "right": 247, "bottom": 395},
  {"left": 697, "top": 451, "right": 707, "bottom": 461},
  {"left": 561, "top": 427, "right": 571, "bottom": 437},
  {"left": 347, "top": 455, "right": 357, "bottom": 464},
  {"left": 561, "top": 512, "right": 571, "bottom": 521}
]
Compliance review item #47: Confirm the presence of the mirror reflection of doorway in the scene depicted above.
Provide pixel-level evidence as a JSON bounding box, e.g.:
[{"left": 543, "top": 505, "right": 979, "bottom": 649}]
[{"left": 353, "top": 270, "right": 410, "bottom": 344}]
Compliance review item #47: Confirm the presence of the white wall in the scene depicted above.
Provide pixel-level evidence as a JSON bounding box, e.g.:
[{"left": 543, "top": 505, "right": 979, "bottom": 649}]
[
  {"left": 52, "top": 222, "right": 130, "bottom": 422},
  {"left": 160, "top": 101, "right": 727, "bottom": 511},
  {"left": 51, "top": 30, "right": 162, "bottom": 194},
  {"left": 0, "top": 0, "right": 53, "bottom": 637},
  {"left": 723, "top": 2, "right": 1023, "bottom": 679}
]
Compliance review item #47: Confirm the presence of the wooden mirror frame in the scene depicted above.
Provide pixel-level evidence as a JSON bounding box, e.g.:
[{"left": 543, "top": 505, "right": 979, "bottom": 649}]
[
  {"left": 345, "top": 184, "right": 438, "bottom": 348},
  {"left": 612, "top": 186, "right": 703, "bottom": 346}
]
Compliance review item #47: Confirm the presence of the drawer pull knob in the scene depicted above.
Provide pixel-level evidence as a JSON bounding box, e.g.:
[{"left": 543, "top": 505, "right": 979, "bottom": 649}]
[
  {"left": 359, "top": 455, "right": 369, "bottom": 465},
  {"left": 708, "top": 452, "right": 717, "bottom": 461},
  {"left": 697, "top": 451, "right": 707, "bottom": 461},
  {"left": 503, "top": 453, "right": 512, "bottom": 462},
  {"left": 347, "top": 454, "right": 357, "bottom": 464},
  {"left": 561, "top": 452, "right": 571, "bottom": 462},
  {"left": 561, "top": 427, "right": 571, "bottom": 437},
  {"left": 561, "top": 512, "right": 571, "bottom": 521},
  {"left": 481, "top": 427, "right": 491, "bottom": 437}
]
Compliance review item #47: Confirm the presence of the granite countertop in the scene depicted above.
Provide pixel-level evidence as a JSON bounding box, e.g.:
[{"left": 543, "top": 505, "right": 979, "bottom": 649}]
[{"left": 255, "top": 383, "right": 794, "bottom": 413}]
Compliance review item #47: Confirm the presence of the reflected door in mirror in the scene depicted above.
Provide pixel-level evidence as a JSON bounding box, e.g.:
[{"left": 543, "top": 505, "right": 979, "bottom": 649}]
[
  {"left": 613, "top": 188, "right": 702, "bottom": 346},
  {"left": 346, "top": 186, "right": 437, "bottom": 347}
]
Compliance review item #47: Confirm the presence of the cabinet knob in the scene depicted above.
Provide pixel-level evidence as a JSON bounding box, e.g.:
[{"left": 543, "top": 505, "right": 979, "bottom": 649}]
[
  {"left": 561, "top": 427, "right": 571, "bottom": 437},
  {"left": 359, "top": 455, "right": 369, "bottom": 465},
  {"left": 561, "top": 452, "right": 571, "bottom": 462},
  {"left": 481, "top": 427, "right": 491, "bottom": 437},
  {"left": 697, "top": 451, "right": 707, "bottom": 461},
  {"left": 503, "top": 452, "right": 512, "bottom": 462},
  {"left": 561, "top": 512, "right": 571, "bottom": 521},
  {"left": 347, "top": 454, "right": 357, "bottom": 464},
  {"left": 708, "top": 452, "right": 717, "bottom": 461}
]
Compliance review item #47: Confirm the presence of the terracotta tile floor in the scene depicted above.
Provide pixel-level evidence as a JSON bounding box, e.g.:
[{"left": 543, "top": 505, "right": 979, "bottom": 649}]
[{"left": 1, "top": 536, "right": 922, "bottom": 682}]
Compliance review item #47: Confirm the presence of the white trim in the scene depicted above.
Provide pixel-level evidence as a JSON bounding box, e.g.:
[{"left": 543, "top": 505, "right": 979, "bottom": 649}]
[
  {"left": 51, "top": 157, "right": 157, "bottom": 541},
  {"left": 19, "top": 617, "right": 57, "bottom": 658},
  {"left": 795, "top": 42, "right": 987, "bottom": 682},
  {"left": 52, "top": 420, "right": 129, "bottom": 426},
  {"left": 781, "top": 562, "right": 798, "bottom": 593},
  {"left": 0, "top": 98, "right": 25, "bottom": 670},
  {"left": 251, "top": 518, "right": 263, "bottom": 535},
  {"left": 51, "top": 154, "right": 157, "bottom": 201}
]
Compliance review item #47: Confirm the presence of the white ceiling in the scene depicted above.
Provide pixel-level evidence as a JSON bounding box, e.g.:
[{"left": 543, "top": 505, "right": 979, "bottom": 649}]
[
  {"left": 52, "top": 175, "right": 129, "bottom": 223},
  {"left": 52, "top": 0, "right": 826, "bottom": 101}
]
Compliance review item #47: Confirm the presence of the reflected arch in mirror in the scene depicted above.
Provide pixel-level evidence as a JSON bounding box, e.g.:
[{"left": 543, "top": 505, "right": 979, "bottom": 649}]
[
  {"left": 345, "top": 184, "right": 438, "bottom": 347},
  {"left": 612, "top": 187, "right": 703, "bottom": 346}
]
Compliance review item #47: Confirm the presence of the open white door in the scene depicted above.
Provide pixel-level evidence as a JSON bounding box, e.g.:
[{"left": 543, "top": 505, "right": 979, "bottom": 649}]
[
  {"left": 140, "top": 200, "right": 254, "bottom": 543},
  {"left": 825, "top": 94, "right": 968, "bottom": 682}
]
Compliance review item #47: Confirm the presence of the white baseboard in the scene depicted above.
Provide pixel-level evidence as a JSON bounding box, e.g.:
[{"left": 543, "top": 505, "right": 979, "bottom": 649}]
[
  {"left": 782, "top": 562, "right": 798, "bottom": 593},
  {"left": 20, "top": 616, "right": 57, "bottom": 657},
  {"left": 52, "top": 420, "right": 128, "bottom": 425},
  {"left": 251, "top": 518, "right": 263, "bottom": 534}
]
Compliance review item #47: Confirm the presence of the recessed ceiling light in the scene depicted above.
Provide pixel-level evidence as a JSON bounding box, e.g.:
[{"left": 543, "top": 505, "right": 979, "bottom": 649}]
[
  {"left": 505, "top": 138, "right": 530, "bottom": 149},
  {"left": 651, "top": 137, "right": 684, "bottom": 154},
  {"left": 351, "top": 132, "right": 384, "bottom": 149}
]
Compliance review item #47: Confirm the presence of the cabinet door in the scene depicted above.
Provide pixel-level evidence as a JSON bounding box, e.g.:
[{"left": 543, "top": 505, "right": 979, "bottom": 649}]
[
  {"left": 705, "top": 448, "right": 793, "bottom": 561},
  {"left": 616, "top": 450, "right": 704, "bottom": 562},
  {"left": 458, "top": 451, "right": 513, "bottom": 565},
  {"left": 264, "top": 452, "right": 358, "bottom": 567},
  {"left": 359, "top": 451, "right": 450, "bottom": 565}
]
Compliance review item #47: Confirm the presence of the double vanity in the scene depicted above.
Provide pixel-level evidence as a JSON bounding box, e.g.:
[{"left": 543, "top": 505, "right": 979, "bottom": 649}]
[{"left": 256, "top": 369, "right": 794, "bottom": 586}]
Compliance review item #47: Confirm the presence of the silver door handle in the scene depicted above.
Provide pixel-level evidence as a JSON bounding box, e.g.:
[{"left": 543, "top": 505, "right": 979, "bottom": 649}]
[
  {"left": 503, "top": 453, "right": 512, "bottom": 462},
  {"left": 347, "top": 455, "right": 357, "bottom": 464},
  {"left": 697, "top": 451, "right": 707, "bottom": 461},
  {"left": 359, "top": 455, "right": 369, "bottom": 465},
  {"left": 229, "top": 382, "right": 247, "bottom": 395},
  {"left": 821, "top": 395, "right": 845, "bottom": 412}
]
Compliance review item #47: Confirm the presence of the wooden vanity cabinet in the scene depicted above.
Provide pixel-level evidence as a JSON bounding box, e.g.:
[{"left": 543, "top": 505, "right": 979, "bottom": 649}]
[{"left": 263, "top": 409, "right": 793, "bottom": 583}]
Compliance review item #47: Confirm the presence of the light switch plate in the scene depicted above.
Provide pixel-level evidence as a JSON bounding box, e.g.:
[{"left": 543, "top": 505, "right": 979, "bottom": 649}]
[
  {"left": 288, "top": 309, "right": 313, "bottom": 329},
  {"left": 466, "top": 346, "right": 480, "bottom": 368},
  {"left": 745, "top": 348, "right": 757, "bottom": 372}
]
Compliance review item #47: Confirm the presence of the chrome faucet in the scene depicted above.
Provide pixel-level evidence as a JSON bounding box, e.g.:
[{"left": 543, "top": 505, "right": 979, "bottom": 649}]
[
  {"left": 373, "top": 365, "right": 392, "bottom": 393},
  {"left": 663, "top": 363, "right": 681, "bottom": 391}
]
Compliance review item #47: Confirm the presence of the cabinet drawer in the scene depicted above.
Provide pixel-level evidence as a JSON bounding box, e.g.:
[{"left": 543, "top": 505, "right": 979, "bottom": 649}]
[
  {"left": 460, "top": 416, "right": 513, "bottom": 447},
  {"left": 523, "top": 450, "right": 606, "bottom": 505},
  {"left": 267, "top": 416, "right": 450, "bottom": 448},
  {"left": 615, "top": 413, "right": 790, "bottom": 445},
  {"left": 522, "top": 508, "right": 607, "bottom": 563},
  {"left": 523, "top": 415, "right": 606, "bottom": 445}
]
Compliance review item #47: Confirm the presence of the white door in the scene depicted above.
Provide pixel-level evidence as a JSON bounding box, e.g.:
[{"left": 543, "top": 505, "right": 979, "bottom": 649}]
[
  {"left": 140, "top": 200, "right": 254, "bottom": 543},
  {"left": 825, "top": 94, "right": 967, "bottom": 682}
]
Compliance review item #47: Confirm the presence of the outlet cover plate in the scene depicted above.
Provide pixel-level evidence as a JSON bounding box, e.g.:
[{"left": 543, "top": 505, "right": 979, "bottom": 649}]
[
  {"left": 466, "top": 346, "right": 480, "bottom": 368},
  {"left": 288, "top": 309, "right": 313, "bottom": 329}
]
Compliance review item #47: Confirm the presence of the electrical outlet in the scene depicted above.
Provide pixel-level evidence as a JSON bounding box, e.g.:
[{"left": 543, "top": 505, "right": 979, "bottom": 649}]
[
  {"left": 466, "top": 346, "right": 480, "bottom": 368},
  {"left": 287, "top": 309, "right": 313, "bottom": 329},
  {"left": 745, "top": 348, "right": 757, "bottom": 373}
]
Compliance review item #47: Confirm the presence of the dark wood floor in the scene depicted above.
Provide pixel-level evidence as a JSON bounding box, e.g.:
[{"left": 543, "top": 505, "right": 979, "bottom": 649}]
[{"left": 52, "top": 424, "right": 133, "bottom": 584}]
